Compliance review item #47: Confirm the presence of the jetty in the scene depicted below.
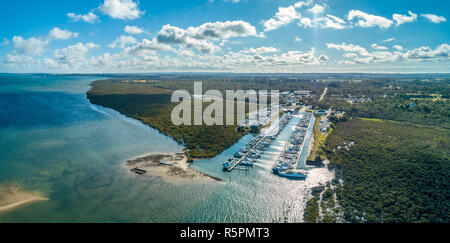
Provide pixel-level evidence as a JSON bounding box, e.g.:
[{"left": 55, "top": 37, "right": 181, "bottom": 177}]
[
  {"left": 223, "top": 112, "right": 293, "bottom": 172},
  {"left": 223, "top": 135, "right": 268, "bottom": 172},
  {"left": 272, "top": 112, "right": 313, "bottom": 179}
]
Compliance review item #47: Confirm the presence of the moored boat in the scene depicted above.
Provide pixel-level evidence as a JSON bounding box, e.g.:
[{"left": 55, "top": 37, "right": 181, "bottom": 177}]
[{"left": 277, "top": 170, "right": 307, "bottom": 180}]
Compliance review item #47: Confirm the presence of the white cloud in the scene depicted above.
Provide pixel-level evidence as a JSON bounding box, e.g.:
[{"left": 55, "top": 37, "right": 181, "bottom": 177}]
[
  {"left": 186, "top": 20, "right": 259, "bottom": 39},
  {"left": 328, "top": 42, "right": 450, "bottom": 64},
  {"left": 393, "top": 45, "right": 404, "bottom": 51},
  {"left": 124, "top": 25, "right": 144, "bottom": 35},
  {"left": 48, "top": 27, "right": 79, "bottom": 40},
  {"left": 393, "top": 11, "right": 417, "bottom": 26},
  {"left": 99, "top": 0, "right": 144, "bottom": 20},
  {"left": 245, "top": 46, "right": 279, "bottom": 54},
  {"left": 371, "top": 43, "right": 388, "bottom": 50},
  {"left": 157, "top": 25, "right": 186, "bottom": 44},
  {"left": 404, "top": 44, "right": 449, "bottom": 60},
  {"left": 12, "top": 36, "right": 47, "bottom": 56},
  {"left": 263, "top": 5, "right": 301, "bottom": 32},
  {"left": 299, "top": 17, "right": 313, "bottom": 28},
  {"left": 383, "top": 38, "right": 396, "bottom": 42},
  {"left": 294, "top": 1, "right": 313, "bottom": 8},
  {"left": 67, "top": 12, "right": 99, "bottom": 23},
  {"left": 327, "top": 43, "right": 369, "bottom": 56},
  {"left": 34, "top": 43, "right": 448, "bottom": 72},
  {"left": 109, "top": 35, "right": 137, "bottom": 48},
  {"left": 39, "top": 44, "right": 330, "bottom": 72},
  {"left": 421, "top": 14, "right": 447, "bottom": 24},
  {"left": 156, "top": 21, "right": 259, "bottom": 54},
  {"left": 348, "top": 10, "right": 393, "bottom": 29},
  {"left": 295, "top": 36, "right": 302, "bottom": 42},
  {"left": 5, "top": 54, "right": 36, "bottom": 64},
  {"left": 308, "top": 4, "right": 326, "bottom": 15},
  {"left": 272, "top": 48, "right": 328, "bottom": 65},
  {"left": 48, "top": 42, "right": 100, "bottom": 68},
  {"left": 262, "top": 1, "right": 317, "bottom": 32},
  {"left": 124, "top": 38, "right": 174, "bottom": 56},
  {"left": 315, "top": 15, "right": 347, "bottom": 29}
]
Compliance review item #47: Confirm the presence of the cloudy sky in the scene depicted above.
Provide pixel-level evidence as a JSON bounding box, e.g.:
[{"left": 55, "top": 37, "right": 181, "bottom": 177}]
[{"left": 1, "top": 0, "right": 449, "bottom": 73}]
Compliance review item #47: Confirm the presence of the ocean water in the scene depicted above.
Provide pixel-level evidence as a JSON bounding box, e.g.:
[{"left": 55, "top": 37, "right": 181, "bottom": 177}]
[{"left": 0, "top": 74, "right": 333, "bottom": 222}]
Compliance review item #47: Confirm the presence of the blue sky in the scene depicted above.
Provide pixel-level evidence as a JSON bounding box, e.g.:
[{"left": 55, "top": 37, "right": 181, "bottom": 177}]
[{"left": 0, "top": 0, "right": 449, "bottom": 73}]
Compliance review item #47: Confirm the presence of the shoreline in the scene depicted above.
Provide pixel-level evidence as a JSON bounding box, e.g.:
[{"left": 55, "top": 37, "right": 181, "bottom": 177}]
[
  {"left": 0, "top": 197, "right": 48, "bottom": 213},
  {"left": 0, "top": 184, "right": 49, "bottom": 213},
  {"left": 123, "top": 152, "right": 223, "bottom": 184}
]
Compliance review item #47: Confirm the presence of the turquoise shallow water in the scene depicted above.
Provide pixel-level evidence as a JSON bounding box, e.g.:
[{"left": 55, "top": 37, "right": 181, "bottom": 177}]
[{"left": 0, "top": 74, "right": 333, "bottom": 222}]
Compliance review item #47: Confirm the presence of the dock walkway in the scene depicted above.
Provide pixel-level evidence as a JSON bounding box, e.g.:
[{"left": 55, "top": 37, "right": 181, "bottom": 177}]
[{"left": 226, "top": 135, "right": 267, "bottom": 172}]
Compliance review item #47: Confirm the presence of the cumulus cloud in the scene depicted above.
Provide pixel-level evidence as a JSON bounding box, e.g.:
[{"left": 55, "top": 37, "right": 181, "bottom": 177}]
[
  {"left": 186, "top": 21, "right": 259, "bottom": 39},
  {"left": 371, "top": 43, "right": 388, "bottom": 50},
  {"left": 242, "top": 46, "right": 279, "bottom": 54},
  {"left": 46, "top": 42, "right": 100, "bottom": 68},
  {"left": 307, "top": 4, "right": 326, "bottom": 15},
  {"left": 263, "top": 1, "right": 342, "bottom": 31},
  {"left": 38, "top": 43, "right": 329, "bottom": 72},
  {"left": 404, "top": 44, "right": 449, "bottom": 60},
  {"left": 299, "top": 17, "right": 313, "bottom": 28},
  {"left": 393, "top": 11, "right": 417, "bottom": 26},
  {"left": 393, "top": 45, "right": 404, "bottom": 51},
  {"left": 294, "top": 0, "right": 313, "bottom": 8},
  {"left": 263, "top": 5, "right": 301, "bottom": 32},
  {"left": 315, "top": 15, "right": 347, "bottom": 29},
  {"left": 124, "top": 38, "right": 174, "bottom": 56},
  {"left": 48, "top": 27, "right": 79, "bottom": 40},
  {"left": 109, "top": 35, "right": 137, "bottom": 48},
  {"left": 348, "top": 10, "right": 393, "bottom": 29},
  {"left": 327, "top": 43, "right": 370, "bottom": 56},
  {"left": 328, "top": 42, "right": 450, "bottom": 64},
  {"left": 262, "top": 1, "right": 313, "bottom": 32},
  {"left": 12, "top": 36, "right": 47, "bottom": 56},
  {"left": 156, "top": 26, "right": 216, "bottom": 54},
  {"left": 5, "top": 54, "right": 36, "bottom": 64},
  {"left": 156, "top": 21, "right": 259, "bottom": 53},
  {"left": 421, "top": 14, "right": 447, "bottom": 23},
  {"left": 124, "top": 25, "right": 144, "bottom": 35},
  {"left": 67, "top": 12, "right": 99, "bottom": 23},
  {"left": 99, "top": 0, "right": 144, "bottom": 20},
  {"left": 222, "top": 47, "right": 328, "bottom": 67}
]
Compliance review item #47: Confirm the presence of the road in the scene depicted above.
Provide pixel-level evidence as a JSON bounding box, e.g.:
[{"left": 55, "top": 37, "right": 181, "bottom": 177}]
[{"left": 319, "top": 88, "right": 328, "bottom": 101}]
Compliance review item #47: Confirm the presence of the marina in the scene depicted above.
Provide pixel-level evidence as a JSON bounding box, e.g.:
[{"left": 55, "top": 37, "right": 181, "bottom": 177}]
[
  {"left": 272, "top": 112, "right": 314, "bottom": 180},
  {"left": 223, "top": 112, "right": 293, "bottom": 172},
  {"left": 222, "top": 110, "right": 315, "bottom": 179}
]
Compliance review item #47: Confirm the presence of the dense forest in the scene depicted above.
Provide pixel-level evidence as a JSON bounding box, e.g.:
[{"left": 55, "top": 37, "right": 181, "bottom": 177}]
[{"left": 305, "top": 119, "right": 449, "bottom": 223}]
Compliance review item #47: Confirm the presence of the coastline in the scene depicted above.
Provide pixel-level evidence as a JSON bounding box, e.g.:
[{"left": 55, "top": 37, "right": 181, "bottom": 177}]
[
  {"left": 0, "top": 184, "right": 48, "bottom": 213},
  {"left": 123, "top": 152, "right": 223, "bottom": 184}
]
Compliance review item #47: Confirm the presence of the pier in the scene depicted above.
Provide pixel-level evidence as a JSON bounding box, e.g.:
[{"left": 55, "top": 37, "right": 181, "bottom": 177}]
[
  {"left": 272, "top": 112, "right": 314, "bottom": 179},
  {"left": 224, "top": 112, "right": 293, "bottom": 172},
  {"left": 224, "top": 135, "right": 268, "bottom": 172}
]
